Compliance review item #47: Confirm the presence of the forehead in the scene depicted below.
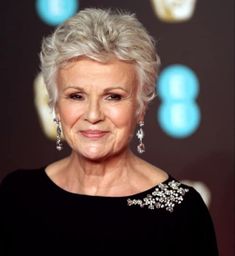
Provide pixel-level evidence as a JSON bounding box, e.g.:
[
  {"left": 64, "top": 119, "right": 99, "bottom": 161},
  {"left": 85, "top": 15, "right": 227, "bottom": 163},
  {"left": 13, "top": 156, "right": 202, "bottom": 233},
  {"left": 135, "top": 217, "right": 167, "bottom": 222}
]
[{"left": 57, "top": 57, "right": 137, "bottom": 89}]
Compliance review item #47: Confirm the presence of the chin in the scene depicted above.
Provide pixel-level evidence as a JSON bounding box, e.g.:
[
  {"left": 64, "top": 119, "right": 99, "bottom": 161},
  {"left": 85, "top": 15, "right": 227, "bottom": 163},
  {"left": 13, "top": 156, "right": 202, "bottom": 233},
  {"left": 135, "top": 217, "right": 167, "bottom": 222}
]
[
  {"left": 79, "top": 148, "right": 110, "bottom": 161},
  {"left": 82, "top": 153, "right": 110, "bottom": 163}
]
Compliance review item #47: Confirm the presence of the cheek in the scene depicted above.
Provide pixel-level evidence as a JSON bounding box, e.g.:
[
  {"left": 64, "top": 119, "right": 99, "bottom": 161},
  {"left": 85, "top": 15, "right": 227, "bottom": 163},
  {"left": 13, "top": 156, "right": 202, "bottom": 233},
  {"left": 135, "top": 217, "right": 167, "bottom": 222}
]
[
  {"left": 57, "top": 103, "right": 82, "bottom": 127},
  {"left": 105, "top": 104, "right": 137, "bottom": 128}
]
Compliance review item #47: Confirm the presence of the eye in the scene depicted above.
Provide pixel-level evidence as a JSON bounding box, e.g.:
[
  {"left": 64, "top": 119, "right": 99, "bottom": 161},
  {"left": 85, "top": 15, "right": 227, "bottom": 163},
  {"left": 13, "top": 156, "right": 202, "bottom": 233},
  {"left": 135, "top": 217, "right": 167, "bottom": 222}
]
[
  {"left": 106, "top": 93, "right": 122, "bottom": 101},
  {"left": 69, "top": 93, "right": 84, "bottom": 101}
]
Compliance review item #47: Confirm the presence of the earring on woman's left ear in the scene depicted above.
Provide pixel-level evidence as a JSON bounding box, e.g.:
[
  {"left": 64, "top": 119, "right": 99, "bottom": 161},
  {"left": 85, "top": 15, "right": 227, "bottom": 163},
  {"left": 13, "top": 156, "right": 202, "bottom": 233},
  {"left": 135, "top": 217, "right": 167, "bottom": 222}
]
[
  {"left": 53, "top": 118, "right": 63, "bottom": 151},
  {"left": 136, "top": 121, "right": 145, "bottom": 154}
]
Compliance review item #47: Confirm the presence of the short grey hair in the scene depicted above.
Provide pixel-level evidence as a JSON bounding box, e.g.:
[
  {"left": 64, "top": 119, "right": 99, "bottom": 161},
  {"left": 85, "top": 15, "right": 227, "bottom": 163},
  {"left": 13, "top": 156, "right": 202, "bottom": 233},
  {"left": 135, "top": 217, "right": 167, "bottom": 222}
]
[{"left": 40, "top": 8, "right": 161, "bottom": 113}]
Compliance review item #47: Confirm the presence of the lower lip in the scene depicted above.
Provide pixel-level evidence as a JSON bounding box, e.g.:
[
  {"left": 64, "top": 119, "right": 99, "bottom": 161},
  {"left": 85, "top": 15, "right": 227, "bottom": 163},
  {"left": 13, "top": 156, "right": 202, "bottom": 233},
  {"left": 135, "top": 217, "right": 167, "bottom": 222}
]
[{"left": 80, "top": 131, "right": 109, "bottom": 139}]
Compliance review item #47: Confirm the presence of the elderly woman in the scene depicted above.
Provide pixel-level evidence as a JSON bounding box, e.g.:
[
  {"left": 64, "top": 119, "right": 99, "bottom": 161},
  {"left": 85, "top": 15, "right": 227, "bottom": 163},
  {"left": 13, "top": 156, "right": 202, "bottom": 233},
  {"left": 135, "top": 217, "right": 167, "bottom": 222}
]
[{"left": 0, "top": 8, "right": 218, "bottom": 255}]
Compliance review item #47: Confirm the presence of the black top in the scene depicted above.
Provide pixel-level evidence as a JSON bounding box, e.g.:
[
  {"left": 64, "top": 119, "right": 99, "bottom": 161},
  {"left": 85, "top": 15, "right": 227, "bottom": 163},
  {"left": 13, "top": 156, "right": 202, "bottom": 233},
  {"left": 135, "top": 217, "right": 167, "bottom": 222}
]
[{"left": 0, "top": 168, "right": 219, "bottom": 256}]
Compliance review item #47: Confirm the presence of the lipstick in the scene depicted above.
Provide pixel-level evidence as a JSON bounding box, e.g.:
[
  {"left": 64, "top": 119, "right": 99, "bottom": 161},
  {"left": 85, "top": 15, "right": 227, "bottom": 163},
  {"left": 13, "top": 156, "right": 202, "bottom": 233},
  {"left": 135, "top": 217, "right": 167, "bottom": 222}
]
[{"left": 80, "top": 130, "right": 109, "bottom": 139}]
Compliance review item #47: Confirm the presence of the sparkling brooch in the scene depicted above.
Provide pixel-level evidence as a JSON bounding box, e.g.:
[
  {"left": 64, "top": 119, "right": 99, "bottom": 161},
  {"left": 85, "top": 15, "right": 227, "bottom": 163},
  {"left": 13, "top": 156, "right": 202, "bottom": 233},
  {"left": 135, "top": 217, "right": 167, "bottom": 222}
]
[{"left": 127, "top": 180, "right": 189, "bottom": 212}]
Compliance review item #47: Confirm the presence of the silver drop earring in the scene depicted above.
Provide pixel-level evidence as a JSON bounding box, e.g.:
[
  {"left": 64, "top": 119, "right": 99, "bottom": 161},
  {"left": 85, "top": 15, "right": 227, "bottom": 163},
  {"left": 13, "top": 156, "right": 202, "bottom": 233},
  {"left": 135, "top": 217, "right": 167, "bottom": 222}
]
[
  {"left": 136, "top": 121, "right": 145, "bottom": 154},
  {"left": 53, "top": 118, "right": 63, "bottom": 151}
]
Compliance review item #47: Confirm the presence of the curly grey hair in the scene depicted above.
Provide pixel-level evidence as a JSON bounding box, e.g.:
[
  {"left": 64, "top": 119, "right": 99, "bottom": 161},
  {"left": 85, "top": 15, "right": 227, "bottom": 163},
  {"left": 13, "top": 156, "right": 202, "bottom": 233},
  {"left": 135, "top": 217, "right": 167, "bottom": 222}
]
[{"left": 40, "top": 8, "right": 161, "bottom": 114}]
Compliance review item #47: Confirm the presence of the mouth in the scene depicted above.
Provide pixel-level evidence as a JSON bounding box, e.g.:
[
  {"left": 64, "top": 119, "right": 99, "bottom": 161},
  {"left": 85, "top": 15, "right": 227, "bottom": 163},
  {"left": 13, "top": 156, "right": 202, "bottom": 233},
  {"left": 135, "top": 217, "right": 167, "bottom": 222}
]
[{"left": 80, "top": 130, "right": 109, "bottom": 139}]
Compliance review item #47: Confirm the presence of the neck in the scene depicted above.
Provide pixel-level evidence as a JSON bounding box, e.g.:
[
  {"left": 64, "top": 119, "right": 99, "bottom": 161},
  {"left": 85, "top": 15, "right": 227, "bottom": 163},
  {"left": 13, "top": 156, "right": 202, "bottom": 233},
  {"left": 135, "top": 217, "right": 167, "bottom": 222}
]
[{"left": 62, "top": 149, "right": 137, "bottom": 195}]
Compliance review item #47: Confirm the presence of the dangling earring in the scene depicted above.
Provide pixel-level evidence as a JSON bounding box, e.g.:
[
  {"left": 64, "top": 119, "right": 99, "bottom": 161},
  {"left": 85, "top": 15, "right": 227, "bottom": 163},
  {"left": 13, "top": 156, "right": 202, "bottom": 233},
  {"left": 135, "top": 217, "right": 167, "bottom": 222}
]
[
  {"left": 53, "top": 118, "right": 63, "bottom": 151},
  {"left": 136, "top": 121, "right": 145, "bottom": 154}
]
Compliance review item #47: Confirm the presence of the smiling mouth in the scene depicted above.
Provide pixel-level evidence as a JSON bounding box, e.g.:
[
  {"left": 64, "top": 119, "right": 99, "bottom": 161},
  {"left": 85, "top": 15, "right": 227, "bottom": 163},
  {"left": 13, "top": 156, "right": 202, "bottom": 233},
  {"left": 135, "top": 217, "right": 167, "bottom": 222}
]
[{"left": 80, "top": 130, "right": 109, "bottom": 139}]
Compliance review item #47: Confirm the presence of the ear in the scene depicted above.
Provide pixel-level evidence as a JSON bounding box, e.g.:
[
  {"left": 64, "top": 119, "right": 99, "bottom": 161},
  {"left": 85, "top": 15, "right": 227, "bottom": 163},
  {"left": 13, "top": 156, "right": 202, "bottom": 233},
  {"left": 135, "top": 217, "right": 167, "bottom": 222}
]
[
  {"left": 138, "top": 113, "right": 145, "bottom": 123},
  {"left": 52, "top": 106, "right": 60, "bottom": 121},
  {"left": 137, "top": 103, "right": 147, "bottom": 123}
]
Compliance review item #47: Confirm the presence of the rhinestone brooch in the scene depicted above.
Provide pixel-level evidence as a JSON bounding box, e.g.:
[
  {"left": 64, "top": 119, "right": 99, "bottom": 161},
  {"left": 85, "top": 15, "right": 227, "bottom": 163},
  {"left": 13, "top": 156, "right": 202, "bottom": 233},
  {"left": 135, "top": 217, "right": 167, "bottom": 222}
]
[{"left": 127, "top": 180, "right": 189, "bottom": 213}]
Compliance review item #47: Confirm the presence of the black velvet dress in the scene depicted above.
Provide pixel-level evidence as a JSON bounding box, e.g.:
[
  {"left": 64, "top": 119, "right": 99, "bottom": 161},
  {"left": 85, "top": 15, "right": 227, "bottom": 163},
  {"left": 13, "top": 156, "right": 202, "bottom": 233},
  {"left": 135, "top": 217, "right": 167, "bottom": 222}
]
[{"left": 0, "top": 168, "right": 219, "bottom": 255}]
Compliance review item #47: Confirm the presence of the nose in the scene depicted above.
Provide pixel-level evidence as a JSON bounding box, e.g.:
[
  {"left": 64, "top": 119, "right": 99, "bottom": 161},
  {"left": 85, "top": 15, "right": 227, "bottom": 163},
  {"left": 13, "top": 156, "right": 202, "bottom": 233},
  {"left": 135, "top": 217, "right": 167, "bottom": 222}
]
[{"left": 84, "top": 97, "right": 104, "bottom": 124}]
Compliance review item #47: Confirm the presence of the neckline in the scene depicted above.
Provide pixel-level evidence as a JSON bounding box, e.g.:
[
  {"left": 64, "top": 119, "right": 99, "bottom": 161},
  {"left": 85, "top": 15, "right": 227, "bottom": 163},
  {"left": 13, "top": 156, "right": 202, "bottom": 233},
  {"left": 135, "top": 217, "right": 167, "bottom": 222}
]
[{"left": 40, "top": 166, "right": 173, "bottom": 200}]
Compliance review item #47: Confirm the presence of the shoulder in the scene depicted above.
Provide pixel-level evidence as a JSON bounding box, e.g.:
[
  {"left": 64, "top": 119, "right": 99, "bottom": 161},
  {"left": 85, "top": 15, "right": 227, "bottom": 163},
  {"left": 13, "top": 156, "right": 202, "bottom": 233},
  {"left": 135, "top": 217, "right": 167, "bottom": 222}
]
[
  {"left": 1, "top": 167, "right": 44, "bottom": 182},
  {"left": 180, "top": 180, "right": 209, "bottom": 209},
  {"left": 169, "top": 178, "right": 216, "bottom": 228},
  {"left": 159, "top": 176, "right": 211, "bottom": 215},
  {"left": 162, "top": 177, "right": 216, "bottom": 233},
  {"left": 169, "top": 178, "right": 209, "bottom": 212},
  {"left": 127, "top": 175, "right": 208, "bottom": 214},
  {"left": 0, "top": 167, "right": 45, "bottom": 193},
  {"left": 176, "top": 179, "right": 219, "bottom": 254}
]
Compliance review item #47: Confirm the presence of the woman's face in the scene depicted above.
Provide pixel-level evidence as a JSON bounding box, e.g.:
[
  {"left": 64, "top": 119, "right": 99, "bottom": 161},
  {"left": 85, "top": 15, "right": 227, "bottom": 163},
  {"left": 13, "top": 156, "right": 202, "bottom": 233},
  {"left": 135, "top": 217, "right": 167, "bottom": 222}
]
[{"left": 56, "top": 57, "right": 141, "bottom": 160}]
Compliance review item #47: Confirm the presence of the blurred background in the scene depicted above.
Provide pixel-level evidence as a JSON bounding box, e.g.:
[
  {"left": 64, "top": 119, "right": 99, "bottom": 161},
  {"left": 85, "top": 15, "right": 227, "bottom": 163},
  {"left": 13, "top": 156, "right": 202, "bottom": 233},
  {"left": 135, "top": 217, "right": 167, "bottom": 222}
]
[{"left": 1, "top": 0, "right": 234, "bottom": 255}]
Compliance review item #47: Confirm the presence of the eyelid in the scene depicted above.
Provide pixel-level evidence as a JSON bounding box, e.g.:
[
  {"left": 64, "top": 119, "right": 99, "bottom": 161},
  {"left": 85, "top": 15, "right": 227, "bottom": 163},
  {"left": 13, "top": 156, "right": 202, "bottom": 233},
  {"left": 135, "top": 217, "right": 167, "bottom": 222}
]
[
  {"left": 105, "top": 93, "right": 123, "bottom": 101},
  {"left": 68, "top": 92, "right": 85, "bottom": 100}
]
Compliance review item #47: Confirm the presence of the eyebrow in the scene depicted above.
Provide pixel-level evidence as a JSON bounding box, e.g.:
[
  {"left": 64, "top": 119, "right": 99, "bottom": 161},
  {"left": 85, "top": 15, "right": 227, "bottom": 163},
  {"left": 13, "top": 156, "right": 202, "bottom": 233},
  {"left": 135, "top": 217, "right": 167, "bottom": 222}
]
[
  {"left": 103, "top": 86, "right": 130, "bottom": 93},
  {"left": 63, "top": 85, "right": 130, "bottom": 93},
  {"left": 63, "top": 86, "right": 84, "bottom": 92}
]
